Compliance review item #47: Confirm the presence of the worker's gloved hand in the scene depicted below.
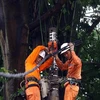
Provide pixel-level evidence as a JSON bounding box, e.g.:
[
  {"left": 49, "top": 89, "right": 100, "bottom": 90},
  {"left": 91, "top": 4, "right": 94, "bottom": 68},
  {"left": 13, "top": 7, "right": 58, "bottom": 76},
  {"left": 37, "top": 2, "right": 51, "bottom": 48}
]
[
  {"left": 53, "top": 40, "right": 58, "bottom": 52},
  {"left": 68, "top": 42, "right": 74, "bottom": 51},
  {"left": 48, "top": 41, "right": 58, "bottom": 53},
  {"left": 48, "top": 41, "right": 53, "bottom": 50}
]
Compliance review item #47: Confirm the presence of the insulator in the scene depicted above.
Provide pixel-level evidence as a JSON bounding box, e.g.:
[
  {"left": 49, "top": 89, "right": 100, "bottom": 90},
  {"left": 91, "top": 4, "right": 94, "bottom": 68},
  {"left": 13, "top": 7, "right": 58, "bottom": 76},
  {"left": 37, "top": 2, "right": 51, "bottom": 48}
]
[
  {"left": 49, "top": 32, "right": 57, "bottom": 41},
  {"left": 49, "top": 27, "right": 57, "bottom": 41}
]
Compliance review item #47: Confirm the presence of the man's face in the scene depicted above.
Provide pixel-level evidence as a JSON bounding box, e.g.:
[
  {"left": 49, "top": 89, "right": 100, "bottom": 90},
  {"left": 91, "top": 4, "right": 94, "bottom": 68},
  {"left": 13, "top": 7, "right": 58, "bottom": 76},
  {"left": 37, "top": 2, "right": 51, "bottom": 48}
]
[
  {"left": 63, "top": 50, "right": 71, "bottom": 60},
  {"left": 35, "top": 56, "right": 43, "bottom": 64}
]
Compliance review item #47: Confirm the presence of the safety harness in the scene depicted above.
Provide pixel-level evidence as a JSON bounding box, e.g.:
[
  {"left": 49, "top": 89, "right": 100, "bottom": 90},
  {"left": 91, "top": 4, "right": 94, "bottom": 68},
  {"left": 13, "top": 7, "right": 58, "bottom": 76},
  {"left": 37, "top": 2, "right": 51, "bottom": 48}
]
[
  {"left": 63, "top": 77, "right": 81, "bottom": 87},
  {"left": 25, "top": 77, "right": 40, "bottom": 90}
]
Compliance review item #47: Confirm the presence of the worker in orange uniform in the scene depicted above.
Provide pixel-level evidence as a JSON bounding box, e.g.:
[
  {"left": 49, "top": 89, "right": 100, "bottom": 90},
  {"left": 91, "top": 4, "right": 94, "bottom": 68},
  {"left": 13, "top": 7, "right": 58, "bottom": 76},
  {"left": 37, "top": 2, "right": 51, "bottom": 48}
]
[
  {"left": 25, "top": 45, "right": 54, "bottom": 100},
  {"left": 55, "top": 42, "right": 82, "bottom": 100}
]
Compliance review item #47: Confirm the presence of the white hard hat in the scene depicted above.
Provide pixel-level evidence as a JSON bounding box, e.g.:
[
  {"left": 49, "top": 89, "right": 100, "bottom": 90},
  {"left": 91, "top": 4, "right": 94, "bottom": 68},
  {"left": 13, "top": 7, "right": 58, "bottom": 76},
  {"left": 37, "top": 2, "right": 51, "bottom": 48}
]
[
  {"left": 39, "top": 50, "right": 46, "bottom": 58},
  {"left": 60, "top": 43, "right": 70, "bottom": 54}
]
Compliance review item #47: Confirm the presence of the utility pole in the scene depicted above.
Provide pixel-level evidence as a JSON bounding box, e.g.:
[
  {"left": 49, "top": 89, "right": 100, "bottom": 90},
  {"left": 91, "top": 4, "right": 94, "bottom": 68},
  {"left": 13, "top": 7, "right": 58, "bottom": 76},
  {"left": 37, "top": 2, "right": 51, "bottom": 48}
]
[
  {"left": 48, "top": 27, "right": 59, "bottom": 100},
  {"left": 40, "top": 27, "right": 59, "bottom": 100}
]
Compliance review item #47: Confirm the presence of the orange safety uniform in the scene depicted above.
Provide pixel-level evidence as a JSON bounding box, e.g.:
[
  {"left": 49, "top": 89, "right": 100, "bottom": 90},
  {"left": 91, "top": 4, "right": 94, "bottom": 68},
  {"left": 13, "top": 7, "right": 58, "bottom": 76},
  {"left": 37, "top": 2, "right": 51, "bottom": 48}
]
[
  {"left": 25, "top": 45, "right": 53, "bottom": 100},
  {"left": 55, "top": 51, "right": 82, "bottom": 100}
]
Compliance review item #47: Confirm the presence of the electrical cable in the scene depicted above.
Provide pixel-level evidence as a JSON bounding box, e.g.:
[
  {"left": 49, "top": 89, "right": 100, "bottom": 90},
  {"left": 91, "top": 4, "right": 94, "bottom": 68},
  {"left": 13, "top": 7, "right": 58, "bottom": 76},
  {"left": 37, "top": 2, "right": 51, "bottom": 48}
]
[{"left": 0, "top": 40, "right": 82, "bottom": 78}]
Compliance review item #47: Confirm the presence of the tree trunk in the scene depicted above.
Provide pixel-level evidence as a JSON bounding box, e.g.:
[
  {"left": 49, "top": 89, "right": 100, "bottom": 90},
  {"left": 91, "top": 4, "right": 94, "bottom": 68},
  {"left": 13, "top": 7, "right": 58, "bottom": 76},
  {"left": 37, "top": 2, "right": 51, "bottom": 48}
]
[{"left": 0, "top": 0, "right": 29, "bottom": 99}]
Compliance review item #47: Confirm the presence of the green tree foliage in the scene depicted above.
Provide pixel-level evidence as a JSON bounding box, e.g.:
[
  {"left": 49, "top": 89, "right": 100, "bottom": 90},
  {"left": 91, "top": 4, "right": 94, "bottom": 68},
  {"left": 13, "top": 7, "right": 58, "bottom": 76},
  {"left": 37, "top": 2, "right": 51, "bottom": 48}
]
[{"left": 77, "top": 30, "right": 100, "bottom": 99}]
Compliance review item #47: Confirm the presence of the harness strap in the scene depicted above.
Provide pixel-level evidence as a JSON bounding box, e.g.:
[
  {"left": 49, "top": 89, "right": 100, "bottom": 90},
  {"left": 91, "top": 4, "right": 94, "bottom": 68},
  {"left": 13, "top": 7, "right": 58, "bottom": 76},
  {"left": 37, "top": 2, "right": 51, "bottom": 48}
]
[
  {"left": 63, "top": 78, "right": 81, "bottom": 86},
  {"left": 25, "top": 77, "right": 40, "bottom": 90},
  {"left": 25, "top": 84, "right": 40, "bottom": 90},
  {"left": 26, "top": 77, "right": 40, "bottom": 85}
]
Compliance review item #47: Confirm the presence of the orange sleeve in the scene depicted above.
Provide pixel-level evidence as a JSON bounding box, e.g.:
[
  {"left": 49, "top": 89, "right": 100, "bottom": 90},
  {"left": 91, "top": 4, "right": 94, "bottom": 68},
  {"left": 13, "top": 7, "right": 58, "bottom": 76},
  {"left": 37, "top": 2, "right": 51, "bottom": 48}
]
[
  {"left": 39, "top": 57, "right": 53, "bottom": 71},
  {"left": 69, "top": 51, "right": 82, "bottom": 79},
  {"left": 25, "top": 46, "right": 46, "bottom": 65},
  {"left": 25, "top": 45, "right": 47, "bottom": 79},
  {"left": 25, "top": 45, "right": 46, "bottom": 72},
  {"left": 25, "top": 62, "right": 34, "bottom": 72},
  {"left": 71, "top": 51, "right": 82, "bottom": 67},
  {"left": 55, "top": 57, "right": 69, "bottom": 71}
]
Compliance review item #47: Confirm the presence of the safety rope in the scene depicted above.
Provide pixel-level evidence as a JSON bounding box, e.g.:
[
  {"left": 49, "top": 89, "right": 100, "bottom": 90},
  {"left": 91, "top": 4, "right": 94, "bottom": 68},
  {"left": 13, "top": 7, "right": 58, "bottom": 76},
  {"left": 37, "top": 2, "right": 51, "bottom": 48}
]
[{"left": 0, "top": 40, "right": 82, "bottom": 78}]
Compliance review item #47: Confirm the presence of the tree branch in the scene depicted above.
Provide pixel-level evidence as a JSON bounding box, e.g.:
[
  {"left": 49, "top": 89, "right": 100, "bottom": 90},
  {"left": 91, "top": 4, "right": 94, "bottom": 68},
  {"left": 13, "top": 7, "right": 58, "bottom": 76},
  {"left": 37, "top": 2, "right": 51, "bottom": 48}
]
[{"left": 29, "top": 0, "right": 67, "bottom": 31}]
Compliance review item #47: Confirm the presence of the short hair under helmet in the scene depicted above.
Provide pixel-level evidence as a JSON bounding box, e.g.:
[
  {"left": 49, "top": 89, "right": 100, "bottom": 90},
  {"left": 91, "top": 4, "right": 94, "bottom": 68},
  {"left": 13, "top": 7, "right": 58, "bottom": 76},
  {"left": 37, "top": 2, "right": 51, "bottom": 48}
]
[
  {"left": 39, "top": 50, "right": 46, "bottom": 58},
  {"left": 60, "top": 43, "right": 70, "bottom": 54}
]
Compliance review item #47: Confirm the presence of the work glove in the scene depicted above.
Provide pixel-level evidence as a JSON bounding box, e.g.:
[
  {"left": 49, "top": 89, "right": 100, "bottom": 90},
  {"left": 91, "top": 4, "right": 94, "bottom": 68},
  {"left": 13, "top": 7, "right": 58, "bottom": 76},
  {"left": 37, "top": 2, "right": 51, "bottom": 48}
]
[
  {"left": 48, "top": 41, "right": 58, "bottom": 53},
  {"left": 68, "top": 42, "right": 74, "bottom": 51},
  {"left": 48, "top": 41, "right": 53, "bottom": 50},
  {"left": 53, "top": 40, "right": 58, "bottom": 52}
]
